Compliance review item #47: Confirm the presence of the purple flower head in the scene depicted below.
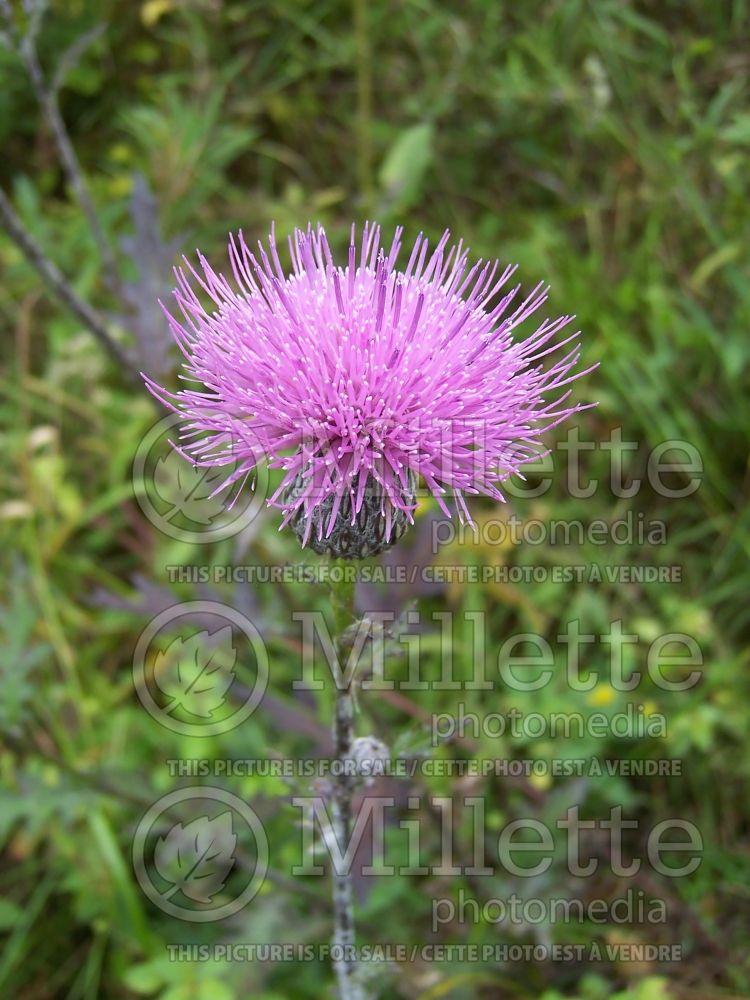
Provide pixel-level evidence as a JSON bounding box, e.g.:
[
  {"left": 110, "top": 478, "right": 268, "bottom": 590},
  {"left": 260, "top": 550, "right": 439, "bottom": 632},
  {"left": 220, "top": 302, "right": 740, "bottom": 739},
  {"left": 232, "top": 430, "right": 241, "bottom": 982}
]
[{"left": 144, "top": 222, "right": 596, "bottom": 556}]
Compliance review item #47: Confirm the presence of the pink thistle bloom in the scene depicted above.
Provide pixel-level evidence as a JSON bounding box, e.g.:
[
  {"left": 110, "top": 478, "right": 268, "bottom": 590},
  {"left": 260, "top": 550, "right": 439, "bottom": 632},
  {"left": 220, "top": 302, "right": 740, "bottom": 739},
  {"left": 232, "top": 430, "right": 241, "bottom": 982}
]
[{"left": 144, "top": 222, "right": 596, "bottom": 556}]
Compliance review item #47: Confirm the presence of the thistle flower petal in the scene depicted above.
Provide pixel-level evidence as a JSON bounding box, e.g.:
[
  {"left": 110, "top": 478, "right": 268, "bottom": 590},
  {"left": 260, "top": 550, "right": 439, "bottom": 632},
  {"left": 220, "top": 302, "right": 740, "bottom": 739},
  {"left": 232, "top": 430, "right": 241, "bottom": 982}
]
[{"left": 144, "top": 223, "right": 596, "bottom": 552}]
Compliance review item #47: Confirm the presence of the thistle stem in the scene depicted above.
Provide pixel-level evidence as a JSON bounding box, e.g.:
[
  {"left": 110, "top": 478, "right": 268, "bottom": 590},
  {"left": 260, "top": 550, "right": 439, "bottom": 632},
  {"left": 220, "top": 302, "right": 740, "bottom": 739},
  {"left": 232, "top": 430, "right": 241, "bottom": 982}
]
[{"left": 329, "top": 566, "right": 365, "bottom": 1000}]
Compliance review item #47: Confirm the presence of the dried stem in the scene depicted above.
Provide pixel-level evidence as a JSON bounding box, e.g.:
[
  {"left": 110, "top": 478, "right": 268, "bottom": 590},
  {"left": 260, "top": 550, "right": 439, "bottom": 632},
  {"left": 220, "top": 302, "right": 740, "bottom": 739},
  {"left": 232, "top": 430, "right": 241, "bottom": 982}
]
[
  {"left": 2, "top": 1, "right": 119, "bottom": 290},
  {"left": 329, "top": 567, "right": 365, "bottom": 1000},
  {"left": 0, "top": 187, "right": 138, "bottom": 381},
  {"left": 0, "top": 4, "right": 141, "bottom": 382}
]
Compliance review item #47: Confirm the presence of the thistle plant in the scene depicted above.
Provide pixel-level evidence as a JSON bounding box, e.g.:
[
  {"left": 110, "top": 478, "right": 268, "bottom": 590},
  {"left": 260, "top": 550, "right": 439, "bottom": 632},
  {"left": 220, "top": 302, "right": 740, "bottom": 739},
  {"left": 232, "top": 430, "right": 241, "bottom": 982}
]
[{"left": 145, "top": 222, "right": 595, "bottom": 1000}]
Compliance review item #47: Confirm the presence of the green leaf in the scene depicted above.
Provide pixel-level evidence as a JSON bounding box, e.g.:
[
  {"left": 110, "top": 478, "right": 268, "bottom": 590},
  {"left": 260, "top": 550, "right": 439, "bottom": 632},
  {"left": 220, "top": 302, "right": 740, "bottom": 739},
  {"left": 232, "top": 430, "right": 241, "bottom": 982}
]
[
  {"left": 379, "top": 123, "right": 434, "bottom": 209},
  {"left": 160, "top": 980, "right": 234, "bottom": 1000},
  {"left": 0, "top": 900, "right": 22, "bottom": 930},
  {"left": 123, "top": 959, "right": 167, "bottom": 994}
]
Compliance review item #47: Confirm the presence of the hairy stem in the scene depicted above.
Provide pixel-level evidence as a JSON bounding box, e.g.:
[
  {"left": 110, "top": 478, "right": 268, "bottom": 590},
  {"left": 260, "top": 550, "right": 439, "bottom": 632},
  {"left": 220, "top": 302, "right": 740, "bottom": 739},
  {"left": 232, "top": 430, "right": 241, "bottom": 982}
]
[{"left": 329, "top": 567, "right": 365, "bottom": 1000}]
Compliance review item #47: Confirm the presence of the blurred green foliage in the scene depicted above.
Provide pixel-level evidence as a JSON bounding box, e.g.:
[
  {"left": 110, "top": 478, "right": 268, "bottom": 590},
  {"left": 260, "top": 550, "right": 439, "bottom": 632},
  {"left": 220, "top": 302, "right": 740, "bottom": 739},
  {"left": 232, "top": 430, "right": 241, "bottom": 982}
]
[{"left": 1, "top": 0, "right": 749, "bottom": 997}]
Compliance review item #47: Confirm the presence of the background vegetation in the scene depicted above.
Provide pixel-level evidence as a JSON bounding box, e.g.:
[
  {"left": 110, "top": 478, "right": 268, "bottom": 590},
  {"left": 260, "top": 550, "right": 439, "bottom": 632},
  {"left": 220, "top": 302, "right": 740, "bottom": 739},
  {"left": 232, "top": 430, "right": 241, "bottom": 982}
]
[{"left": 1, "top": 0, "right": 749, "bottom": 997}]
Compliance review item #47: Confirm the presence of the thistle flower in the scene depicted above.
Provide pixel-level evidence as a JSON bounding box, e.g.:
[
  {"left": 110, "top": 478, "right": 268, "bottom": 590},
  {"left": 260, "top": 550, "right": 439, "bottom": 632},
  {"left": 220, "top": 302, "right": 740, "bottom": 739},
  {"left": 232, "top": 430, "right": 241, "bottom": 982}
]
[{"left": 144, "top": 223, "right": 595, "bottom": 558}]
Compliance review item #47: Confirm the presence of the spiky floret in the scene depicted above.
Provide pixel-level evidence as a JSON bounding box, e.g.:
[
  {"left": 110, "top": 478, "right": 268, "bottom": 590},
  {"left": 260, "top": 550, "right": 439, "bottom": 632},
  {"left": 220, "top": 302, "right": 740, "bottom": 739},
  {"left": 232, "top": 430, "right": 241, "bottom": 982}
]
[{"left": 144, "top": 222, "right": 595, "bottom": 549}]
